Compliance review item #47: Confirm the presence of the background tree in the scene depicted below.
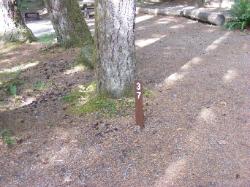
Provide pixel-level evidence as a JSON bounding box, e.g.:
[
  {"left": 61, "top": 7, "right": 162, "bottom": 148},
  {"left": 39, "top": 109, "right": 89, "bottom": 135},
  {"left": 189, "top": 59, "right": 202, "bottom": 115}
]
[
  {"left": 44, "top": 0, "right": 94, "bottom": 67},
  {"left": 0, "top": 0, "right": 36, "bottom": 42},
  {"left": 196, "top": 0, "right": 205, "bottom": 7},
  {"left": 95, "top": 0, "right": 136, "bottom": 98}
]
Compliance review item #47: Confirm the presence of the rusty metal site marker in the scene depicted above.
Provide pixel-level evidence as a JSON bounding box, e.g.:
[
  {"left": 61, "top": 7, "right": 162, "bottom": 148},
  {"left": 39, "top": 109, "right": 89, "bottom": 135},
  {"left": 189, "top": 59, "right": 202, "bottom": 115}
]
[{"left": 135, "top": 81, "right": 144, "bottom": 128}]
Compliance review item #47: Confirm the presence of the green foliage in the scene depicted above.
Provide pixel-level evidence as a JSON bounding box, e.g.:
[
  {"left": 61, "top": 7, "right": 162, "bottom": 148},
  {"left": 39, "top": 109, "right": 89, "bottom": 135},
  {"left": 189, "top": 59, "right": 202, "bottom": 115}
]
[
  {"left": 19, "top": 0, "right": 45, "bottom": 12},
  {"left": 77, "top": 96, "right": 134, "bottom": 116},
  {"left": 144, "top": 88, "right": 154, "bottom": 98},
  {"left": 63, "top": 90, "right": 83, "bottom": 103},
  {"left": 8, "top": 84, "right": 17, "bottom": 96},
  {"left": 63, "top": 82, "right": 134, "bottom": 117},
  {"left": 33, "top": 80, "right": 46, "bottom": 90},
  {"left": 78, "top": 96, "right": 117, "bottom": 114},
  {"left": 0, "top": 71, "right": 23, "bottom": 96},
  {"left": 37, "top": 34, "right": 56, "bottom": 44},
  {"left": 137, "top": 0, "right": 145, "bottom": 3},
  {"left": 6, "top": 79, "right": 23, "bottom": 96},
  {"left": 0, "top": 129, "right": 16, "bottom": 146},
  {"left": 63, "top": 81, "right": 96, "bottom": 103},
  {"left": 76, "top": 45, "right": 95, "bottom": 69},
  {"left": 225, "top": 0, "right": 250, "bottom": 30}
]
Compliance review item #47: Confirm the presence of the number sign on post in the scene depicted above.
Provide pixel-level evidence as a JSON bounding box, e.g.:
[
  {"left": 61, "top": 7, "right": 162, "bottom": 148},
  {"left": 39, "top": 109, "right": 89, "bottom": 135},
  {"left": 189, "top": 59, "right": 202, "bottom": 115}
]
[{"left": 135, "top": 81, "right": 144, "bottom": 128}]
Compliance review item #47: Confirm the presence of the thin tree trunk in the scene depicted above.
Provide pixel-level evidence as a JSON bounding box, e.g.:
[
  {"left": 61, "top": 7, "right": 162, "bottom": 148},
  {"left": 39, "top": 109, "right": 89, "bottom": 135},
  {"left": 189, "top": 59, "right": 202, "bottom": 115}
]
[
  {"left": 44, "top": 0, "right": 94, "bottom": 67},
  {"left": 95, "top": 0, "right": 136, "bottom": 98},
  {"left": 0, "top": 0, "right": 36, "bottom": 42}
]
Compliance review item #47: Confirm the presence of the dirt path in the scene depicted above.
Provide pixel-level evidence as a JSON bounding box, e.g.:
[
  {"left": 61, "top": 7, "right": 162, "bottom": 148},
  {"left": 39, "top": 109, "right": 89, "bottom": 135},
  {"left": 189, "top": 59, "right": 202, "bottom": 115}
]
[
  {"left": 136, "top": 15, "right": 250, "bottom": 186},
  {"left": 0, "top": 15, "right": 250, "bottom": 186}
]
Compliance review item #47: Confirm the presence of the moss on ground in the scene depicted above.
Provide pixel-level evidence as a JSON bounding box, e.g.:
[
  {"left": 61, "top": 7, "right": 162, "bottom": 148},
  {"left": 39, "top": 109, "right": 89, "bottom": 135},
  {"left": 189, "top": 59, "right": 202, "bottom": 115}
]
[
  {"left": 63, "top": 82, "right": 135, "bottom": 117},
  {"left": 0, "top": 129, "right": 16, "bottom": 146},
  {"left": 37, "top": 33, "right": 56, "bottom": 44}
]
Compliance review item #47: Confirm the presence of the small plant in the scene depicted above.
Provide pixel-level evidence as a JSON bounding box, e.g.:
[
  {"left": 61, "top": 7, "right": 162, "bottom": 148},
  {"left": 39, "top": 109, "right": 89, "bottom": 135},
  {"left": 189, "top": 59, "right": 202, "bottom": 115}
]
[
  {"left": 225, "top": 0, "right": 250, "bottom": 30},
  {"left": 144, "top": 88, "right": 154, "bottom": 98},
  {"left": 8, "top": 84, "right": 17, "bottom": 96},
  {"left": 63, "top": 90, "right": 83, "bottom": 103},
  {"left": 33, "top": 80, "right": 46, "bottom": 90},
  {"left": 0, "top": 71, "right": 23, "bottom": 96},
  {"left": 5, "top": 79, "right": 23, "bottom": 96},
  {"left": 0, "top": 129, "right": 15, "bottom": 146},
  {"left": 37, "top": 33, "right": 57, "bottom": 44}
]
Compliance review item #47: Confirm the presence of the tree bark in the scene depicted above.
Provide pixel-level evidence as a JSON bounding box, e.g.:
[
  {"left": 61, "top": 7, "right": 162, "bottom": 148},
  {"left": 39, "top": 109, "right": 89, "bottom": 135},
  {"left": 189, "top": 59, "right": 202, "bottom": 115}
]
[
  {"left": 0, "top": 0, "right": 36, "bottom": 42},
  {"left": 95, "top": 0, "right": 136, "bottom": 98},
  {"left": 44, "top": 0, "right": 94, "bottom": 67},
  {"left": 44, "top": 0, "right": 93, "bottom": 47}
]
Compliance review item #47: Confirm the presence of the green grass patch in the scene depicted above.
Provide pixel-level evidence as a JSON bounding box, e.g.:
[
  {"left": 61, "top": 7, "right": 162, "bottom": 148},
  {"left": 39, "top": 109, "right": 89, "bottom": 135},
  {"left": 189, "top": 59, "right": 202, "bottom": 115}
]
[
  {"left": 76, "top": 96, "right": 134, "bottom": 116},
  {"left": 225, "top": 0, "right": 250, "bottom": 30},
  {"left": 144, "top": 87, "right": 154, "bottom": 98},
  {"left": 0, "top": 71, "right": 23, "bottom": 96},
  {"left": 0, "top": 129, "right": 16, "bottom": 146},
  {"left": 37, "top": 33, "right": 56, "bottom": 44},
  {"left": 63, "top": 82, "right": 135, "bottom": 117},
  {"left": 8, "top": 84, "right": 17, "bottom": 96},
  {"left": 33, "top": 80, "right": 46, "bottom": 91}
]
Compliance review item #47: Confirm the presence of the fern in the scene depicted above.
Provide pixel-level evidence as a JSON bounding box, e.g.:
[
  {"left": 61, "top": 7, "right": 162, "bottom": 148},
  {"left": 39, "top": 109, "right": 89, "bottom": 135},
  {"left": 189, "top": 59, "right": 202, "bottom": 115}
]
[{"left": 225, "top": 0, "right": 250, "bottom": 30}]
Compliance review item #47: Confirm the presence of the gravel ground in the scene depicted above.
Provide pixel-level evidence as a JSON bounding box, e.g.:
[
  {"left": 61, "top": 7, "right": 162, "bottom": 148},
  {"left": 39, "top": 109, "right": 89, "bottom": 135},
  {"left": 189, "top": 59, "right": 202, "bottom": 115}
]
[{"left": 0, "top": 15, "right": 250, "bottom": 186}]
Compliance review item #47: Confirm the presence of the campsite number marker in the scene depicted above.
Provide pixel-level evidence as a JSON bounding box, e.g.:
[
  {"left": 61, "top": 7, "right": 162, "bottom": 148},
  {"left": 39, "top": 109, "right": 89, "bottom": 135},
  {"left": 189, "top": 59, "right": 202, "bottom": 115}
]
[{"left": 135, "top": 81, "right": 144, "bottom": 128}]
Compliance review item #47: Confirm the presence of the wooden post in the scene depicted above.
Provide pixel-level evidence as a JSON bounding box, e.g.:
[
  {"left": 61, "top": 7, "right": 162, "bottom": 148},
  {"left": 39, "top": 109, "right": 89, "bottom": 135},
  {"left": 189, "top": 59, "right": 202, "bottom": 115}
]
[{"left": 135, "top": 81, "right": 144, "bottom": 128}]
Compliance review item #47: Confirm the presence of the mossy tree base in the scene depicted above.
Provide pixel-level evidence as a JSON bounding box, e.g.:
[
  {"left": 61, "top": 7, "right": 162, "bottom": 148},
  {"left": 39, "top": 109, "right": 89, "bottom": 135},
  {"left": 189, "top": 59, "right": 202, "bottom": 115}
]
[
  {"left": 0, "top": 0, "right": 36, "bottom": 43},
  {"left": 44, "top": 0, "right": 94, "bottom": 67},
  {"left": 63, "top": 82, "right": 135, "bottom": 117}
]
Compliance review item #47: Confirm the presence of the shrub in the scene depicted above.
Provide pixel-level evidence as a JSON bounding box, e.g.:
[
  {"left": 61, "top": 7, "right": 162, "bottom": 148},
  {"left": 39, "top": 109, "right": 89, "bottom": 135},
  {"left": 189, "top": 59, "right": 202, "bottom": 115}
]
[
  {"left": 0, "top": 129, "right": 15, "bottom": 146},
  {"left": 225, "top": 0, "right": 250, "bottom": 30},
  {"left": 0, "top": 71, "right": 23, "bottom": 96}
]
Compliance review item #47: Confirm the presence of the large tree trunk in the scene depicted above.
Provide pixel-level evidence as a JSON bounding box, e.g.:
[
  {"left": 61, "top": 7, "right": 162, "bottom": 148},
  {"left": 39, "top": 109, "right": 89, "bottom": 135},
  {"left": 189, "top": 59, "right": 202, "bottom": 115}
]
[
  {"left": 95, "top": 0, "right": 136, "bottom": 98},
  {"left": 0, "top": 0, "right": 36, "bottom": 42},
  {"left": 44, "top": 0, "right": 94, "bottom": 67}
]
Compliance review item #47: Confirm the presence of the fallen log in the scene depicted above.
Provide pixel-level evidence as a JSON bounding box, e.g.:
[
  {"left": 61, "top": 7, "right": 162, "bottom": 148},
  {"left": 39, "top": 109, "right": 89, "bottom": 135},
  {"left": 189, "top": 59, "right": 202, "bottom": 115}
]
[
  {"left": 181, "top": 7, "right": 225, "bottom": 26},
  {"left": 136, "top": 6, "right": 226, "bottom": 26}
]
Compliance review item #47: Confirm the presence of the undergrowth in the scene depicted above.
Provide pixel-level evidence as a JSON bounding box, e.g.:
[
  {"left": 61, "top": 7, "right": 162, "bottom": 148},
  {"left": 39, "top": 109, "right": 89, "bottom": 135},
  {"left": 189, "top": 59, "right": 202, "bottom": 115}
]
[
  {"left": 0, "top": 129, "right": 15, "bottom": 146},
  {"left": 0, "top": 71, "right": 23, "bottom": 96},
  {"left": 225, "top": 0, "right": 250, "bottom": 30},
  {"left": 37, "top": 33, "right": 57, "bottom": 45},
  {"left": 33, "top": 80, "right": 46, "bottom": 91}
]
